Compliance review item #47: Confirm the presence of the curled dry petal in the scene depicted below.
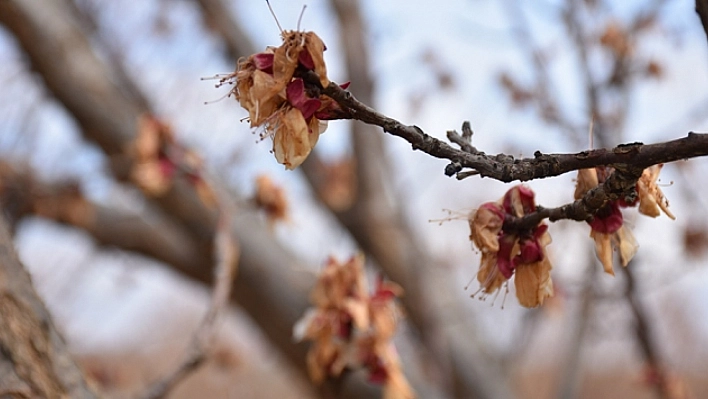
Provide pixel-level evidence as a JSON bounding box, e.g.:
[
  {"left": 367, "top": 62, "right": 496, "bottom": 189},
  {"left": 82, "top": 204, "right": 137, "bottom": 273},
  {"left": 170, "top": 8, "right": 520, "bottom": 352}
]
[
  {"left": 254, "top": 174, "right": 289, "bottom": 224},
  {"left": 469, "top": 202, "right": 504, "bottom": 253},
  {"left": 272, "top": 108, "right": 318, "bottom": 170},
  {"left": 637, "top": 164, "right": 675, "bottom": 220},
  {"left": 591, "top": 229, "right": 615, "bottom": 275},
  {"left": 303, "top": 32, "right": 330, "bottom": 87},
  {"left": 310, "top": 255, "right": 367, "bottom": 309},
  {"left": 477, "top": 252, "right": 507, "bottom": 294},
  {"left": 575, "top": 168, "right": 599, "bottom": 200},
  {"left": 616, "top": 226, "right": 638, "bottom": 266},
  {"left": 515, "top": 229, "right": 553, "bottom": 307},
  {"left": 515, "top": 256, "right": 553, "bottom": 308}
]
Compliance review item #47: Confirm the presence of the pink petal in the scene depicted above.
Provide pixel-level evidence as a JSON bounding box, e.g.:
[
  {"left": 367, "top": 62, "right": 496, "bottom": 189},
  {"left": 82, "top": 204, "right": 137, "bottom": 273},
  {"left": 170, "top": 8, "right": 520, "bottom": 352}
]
[
  {"left": 286, "top": 79, "right": 322, "bottom": 120},
  {"left": 298, "top": 48, "right": 315, "bottom": 70},
  {"left": 517, "top": 239, "right": 543, "bottom": 265},
  {"left": 497, "top": 233, "right": 517, "bottom": 279},
  {"left": 253, "top": 53, "right": 274, "bottom": 74},
  {"left": 589, "top": 201, "right": 623, "bottom": 234}
]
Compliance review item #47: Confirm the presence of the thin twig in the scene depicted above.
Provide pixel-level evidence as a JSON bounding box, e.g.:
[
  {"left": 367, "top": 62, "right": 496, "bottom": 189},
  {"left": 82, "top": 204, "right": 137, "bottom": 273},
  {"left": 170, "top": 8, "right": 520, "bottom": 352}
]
[
  {"left": 620, "top": 262, "right": 671, "bottom": 399},
  {"left": 303, "top": 72, "right": 708, "bottom": 183},
  {"left": 139, "top": 203, "right": 238, "bottom": 399}
]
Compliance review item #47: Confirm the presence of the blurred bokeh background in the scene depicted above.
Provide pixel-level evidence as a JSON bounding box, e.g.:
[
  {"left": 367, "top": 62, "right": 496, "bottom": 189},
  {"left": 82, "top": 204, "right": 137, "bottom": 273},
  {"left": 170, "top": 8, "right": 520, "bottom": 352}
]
[{"left": 1, "top": 0, "right": 708, "bottom": 398}]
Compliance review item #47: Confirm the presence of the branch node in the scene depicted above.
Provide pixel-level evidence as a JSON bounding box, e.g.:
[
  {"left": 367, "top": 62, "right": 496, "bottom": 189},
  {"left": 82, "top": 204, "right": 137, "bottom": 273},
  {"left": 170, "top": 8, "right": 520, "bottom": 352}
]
[
  {"left": 461, "top": 121, "right": 474, "bottom": 140},
  {"left": 445, "top": 162, "right": 462, "bottom": 176},
  {"left": 456, "top": 170, "right": 480, "bottom": 180}
]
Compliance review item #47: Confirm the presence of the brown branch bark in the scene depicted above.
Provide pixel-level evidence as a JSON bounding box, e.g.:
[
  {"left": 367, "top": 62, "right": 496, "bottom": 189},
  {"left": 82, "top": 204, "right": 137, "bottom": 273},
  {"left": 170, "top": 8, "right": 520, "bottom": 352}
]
[
  {"left": 311, "top": 76, "right": 708, "bottom": 182},
  {"left": 0, "top": 162, "right": 205, "bottom": 273},
  {"left": 0, "top": 214, "right": 101, "bottom": 399},
  {"left": 696, "top": 0, "right": 708, "bottom": 44}
]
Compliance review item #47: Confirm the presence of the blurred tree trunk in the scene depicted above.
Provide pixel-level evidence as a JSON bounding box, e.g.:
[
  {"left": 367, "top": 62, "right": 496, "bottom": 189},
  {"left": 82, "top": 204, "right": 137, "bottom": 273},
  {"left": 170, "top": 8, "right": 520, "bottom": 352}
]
[
  {"left": 0, "top": 215, "right": 101, "bottom": 399},
  {"left": 0, "top": 1, "right": 376, "bottom": 397}
]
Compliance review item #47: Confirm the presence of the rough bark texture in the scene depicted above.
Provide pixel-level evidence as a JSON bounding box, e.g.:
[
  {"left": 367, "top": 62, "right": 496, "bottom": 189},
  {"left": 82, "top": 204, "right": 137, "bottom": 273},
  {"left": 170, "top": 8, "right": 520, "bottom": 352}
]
[{"left": 0, "top": 216, "right": 100, "bottom": 399}]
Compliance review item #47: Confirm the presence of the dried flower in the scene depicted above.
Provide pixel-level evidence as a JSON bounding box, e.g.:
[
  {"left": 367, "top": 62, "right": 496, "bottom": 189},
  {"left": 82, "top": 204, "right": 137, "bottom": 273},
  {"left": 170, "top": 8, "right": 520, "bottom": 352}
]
[
  {"left": 254, "top": 175, "right": 289, "bottom": 225},
  {"left": 131, "top": 116, "right": 216, "bottom": 207},
  {"left": 575, "top": 167, "right": 639, "bottom": 275},
  {"left": 228, "top": 30, "right": 345, "bottom": 170},
  {"left": 294, "top": 255, "right": 414, "bottom": 397},
  {"left": 469, "top": 185, "right": 554, "bottom": 308}
]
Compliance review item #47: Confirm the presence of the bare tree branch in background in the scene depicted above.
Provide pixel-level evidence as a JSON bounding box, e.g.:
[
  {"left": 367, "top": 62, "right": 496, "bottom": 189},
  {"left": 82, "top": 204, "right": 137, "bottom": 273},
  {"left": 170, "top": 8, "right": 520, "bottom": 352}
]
[
  {"left": 696, "top": 0, "right": 708, "bottom": 44},
  {"left": 0, "top": 1, "right": 378, "bottom": 397},
  {"left": 556, "top": 252, "right": 597, "bottom": 399},
  {"left": 140, "top": 208, "right": 239, "bottom": 399},
  {"left": 0, "top": 162, "right": 205, "bottom": 272},
  {"left": 621, "top": 263, "right": 672, "bottom": 399},
  {"left": 0, "top": 215, "right": 101, "bottom": 399}
]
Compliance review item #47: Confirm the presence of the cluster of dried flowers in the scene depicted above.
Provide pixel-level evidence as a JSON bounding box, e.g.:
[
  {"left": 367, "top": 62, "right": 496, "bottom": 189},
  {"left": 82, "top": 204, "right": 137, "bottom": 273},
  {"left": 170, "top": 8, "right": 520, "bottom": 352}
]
[
  {"left": 131, "top": 115, "right": 216, "bottom": 207},
  {"left": 468, "top": 165, "right": 674, "bottom": 308},
  {"left": 469, "top": 185, "right": 554, "bottom": 308},
  {"left": 229, "top": 31, "right": 348, "bottom": 170},
  {"left": 294, "top": 255, "right": 414, "bottom": 399},
  {"left": 575, "top": 165, "right": 674, "bottom": 276}
]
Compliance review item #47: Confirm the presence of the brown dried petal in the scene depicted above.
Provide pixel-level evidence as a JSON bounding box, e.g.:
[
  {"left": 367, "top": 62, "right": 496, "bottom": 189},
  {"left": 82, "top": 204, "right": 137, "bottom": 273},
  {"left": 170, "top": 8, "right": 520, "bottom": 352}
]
[
  {"left": 616, "top": 226, "right": 638, "bottom": 267},
  {"left": 637, "top": 164, "right": 675, "bottom": 220},
  {"left": 273, "top": 108, "right": 313, "bottom": 170},
  {"left": 131, "top": 161, "right": 170, "bottom": 196},
  {"left": 514, "top": 255, "right": 553, "bottom": 308},
  {"left": 575, "top": 168, "right": 599, "bottom": 200},
  {"left": 310, "top": 255, "right": 367, "bottom": 309},
  {"left": 476, "top": 252, "right": 506, "bottom": 294},
  {"left": 304, "top": 32, "right": 330, "bottom": 87},
  {"left": 273, "top": 31, "right": 304, "bottom": 91},
  {"left": 254, "top": 174, "right": 289, "bottom": 224},
  {"left": 249, "top": 70, "right": 285, "bottom": 126},
  {"left": 591, "top": 230, "right": 615, "bottom": 276},
  {"left": 469, "top": 203, "right": 504, "bottom": 253},
  {"left": 370, "top": 301, "right": 399, "bottom": 342},
  {"left": 343, "top": 298, "right": 370, "bottom": 330}
]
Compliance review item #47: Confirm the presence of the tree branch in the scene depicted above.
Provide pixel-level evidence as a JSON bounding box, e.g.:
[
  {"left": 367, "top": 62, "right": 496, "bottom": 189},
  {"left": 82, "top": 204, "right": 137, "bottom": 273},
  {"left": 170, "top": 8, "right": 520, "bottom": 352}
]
[
  {"left": 0, "top": 214, "right": 101, "bottom": 399},
  {"left": 311, "top": 76, "right": 708, "bottom": 182}
]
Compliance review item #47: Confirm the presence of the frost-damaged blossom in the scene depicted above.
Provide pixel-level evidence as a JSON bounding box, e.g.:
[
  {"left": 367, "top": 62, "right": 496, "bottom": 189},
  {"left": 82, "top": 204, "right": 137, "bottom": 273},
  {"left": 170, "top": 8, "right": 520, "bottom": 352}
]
[
  {"left": 227, "top": 30, "right": 350, "bottom": 170},
  {"left": 575, "top": 165, "right": 675, "bottom": 274},
  {"left": 254, "top": 175, "right": 289, "bottom": 226},
  {"left": 131, "top": 115, "right": 216, "bottom": 207},
  {"left": 294, "top": 255, "right": 414, "bottom": 399},
  {"left": 575, "top": 167, "right": 637, "bottom": 275},
  {"left": 469, "top": 185, "right": 554, "bottom": 308}
]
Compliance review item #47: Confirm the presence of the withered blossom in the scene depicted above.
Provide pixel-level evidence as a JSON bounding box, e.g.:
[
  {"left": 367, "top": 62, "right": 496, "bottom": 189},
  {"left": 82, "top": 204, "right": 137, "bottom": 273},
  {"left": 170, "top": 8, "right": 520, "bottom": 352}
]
[
  {"left": 469, "top": 185, "right": 554, "bottom": 308},
  {"left": 294, "top": 255, "right": 414, "bottom": 398},
  {"left": 254, "top": 175, "right": 289, "bottom": 225},
  {"left": 131, "top": 115, "right": 216, "bottom": 207},
  {"left": 575, "top": 167, "right": 640, "bottom": 275},
  {"left": 229, "top": 30, "right": 350, "bottom": 170}
]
